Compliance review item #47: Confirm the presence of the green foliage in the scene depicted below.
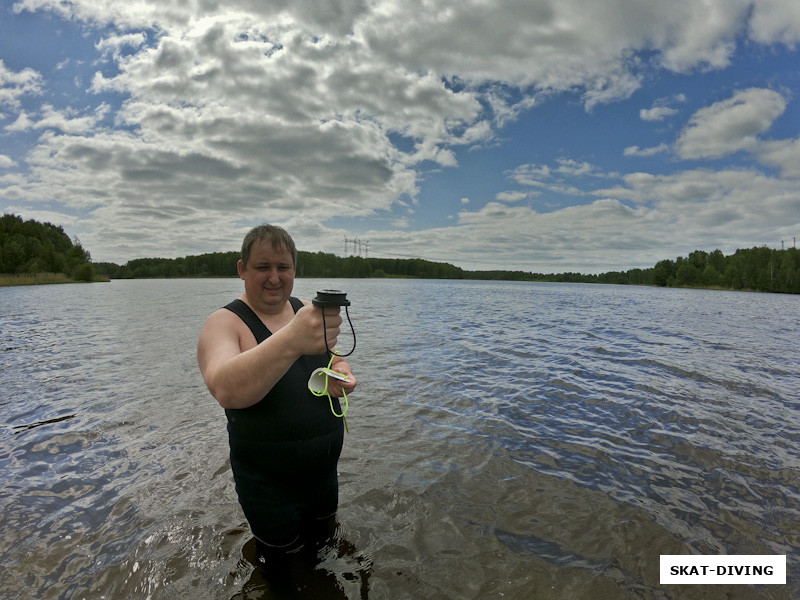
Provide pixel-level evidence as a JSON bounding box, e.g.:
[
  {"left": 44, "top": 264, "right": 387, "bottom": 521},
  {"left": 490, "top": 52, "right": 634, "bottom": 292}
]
[
  {"left": 653, "top": 246, "right": 800, "bottom": 293},
  {"left": 82, "top": 245, "right": 800, "bottom": 294},
  {"left": 71, "top": 262, "right": 95, "bottom": 282},
  {"left": 4, "top": 213, "right": 798, "bottom": 294},
  {"left": 96, "top": 251, "right": 467, "bottom": 280},
  {"left": 0, "top": 213, "right": 93, "bottom": 280}
]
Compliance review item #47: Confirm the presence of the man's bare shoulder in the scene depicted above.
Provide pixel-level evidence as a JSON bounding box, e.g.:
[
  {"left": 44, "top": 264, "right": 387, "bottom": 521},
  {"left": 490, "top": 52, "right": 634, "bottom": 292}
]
[
  {"left": 199, "top": 307, "right": 254, "bottom": 352},
  {"left": 202, "top": 306, "right": 243, "bottom": 332}
]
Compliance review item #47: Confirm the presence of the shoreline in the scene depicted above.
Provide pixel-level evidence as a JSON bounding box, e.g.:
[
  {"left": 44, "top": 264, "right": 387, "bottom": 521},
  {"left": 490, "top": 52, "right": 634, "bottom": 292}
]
[
  {"left": 1, "top": 273, "right": 782, "bottom": 295},
  {"left": 0, "top": 273, "right": 110, "bottom": 287}
]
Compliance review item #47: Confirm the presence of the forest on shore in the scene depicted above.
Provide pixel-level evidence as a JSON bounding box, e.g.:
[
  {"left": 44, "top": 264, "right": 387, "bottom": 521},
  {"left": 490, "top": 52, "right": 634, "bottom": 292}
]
[
  {"left": 94, "top": 243, "right": 800, "bottom": 294},
  {"left": 0, "top": 214, "right": 98, "bottom": 284},
  {"left": 3, "top": 214, "right": 798, "bottom": 293}
]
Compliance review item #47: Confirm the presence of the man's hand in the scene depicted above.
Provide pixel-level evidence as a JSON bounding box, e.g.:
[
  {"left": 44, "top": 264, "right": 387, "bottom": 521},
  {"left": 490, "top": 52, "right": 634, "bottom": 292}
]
[
  {"left": 327, "top": 359, "right": 357, "bottom": 398},
  {"left": 285, "top": 304, "right": 342, "bottom": 356}
]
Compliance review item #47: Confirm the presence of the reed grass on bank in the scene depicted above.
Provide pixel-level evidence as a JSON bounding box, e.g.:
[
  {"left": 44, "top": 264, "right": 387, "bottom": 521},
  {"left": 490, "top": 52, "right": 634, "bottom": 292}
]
[{"left": 0, "top": 273, "right": 109, "bottom": 287}]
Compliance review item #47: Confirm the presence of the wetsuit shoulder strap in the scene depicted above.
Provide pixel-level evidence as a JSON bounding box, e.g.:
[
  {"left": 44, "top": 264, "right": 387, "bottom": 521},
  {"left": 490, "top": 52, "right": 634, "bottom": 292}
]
[
  {"left": 289, "top": 296, "right": 304, "bottom": 313},
  {"left": 223, "top": 299, "right": 270, "bottom": 344}
]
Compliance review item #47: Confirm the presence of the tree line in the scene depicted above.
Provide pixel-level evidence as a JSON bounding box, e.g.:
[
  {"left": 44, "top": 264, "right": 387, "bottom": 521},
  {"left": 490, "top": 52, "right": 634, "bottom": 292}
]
[
  {"left": 651, "top": 247, "right": 799, "bottom": 292},
  {"left": 0, "top": 214, "right": 95, "bottom": 281},
  {"left": 92, "top": 251, "right": 466, "bottom": 280},
  {"left": 4, "top": 214, "right": 798, "bottom": 293},
  {"left": 93, "top": 245, "right": 800, "bottom": 294}
]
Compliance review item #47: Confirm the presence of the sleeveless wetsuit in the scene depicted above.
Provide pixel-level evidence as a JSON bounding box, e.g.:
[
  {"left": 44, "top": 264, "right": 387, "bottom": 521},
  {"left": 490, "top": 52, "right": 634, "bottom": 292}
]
[{"left": 223, "top": 297, "right": 344, "bottom": 549}]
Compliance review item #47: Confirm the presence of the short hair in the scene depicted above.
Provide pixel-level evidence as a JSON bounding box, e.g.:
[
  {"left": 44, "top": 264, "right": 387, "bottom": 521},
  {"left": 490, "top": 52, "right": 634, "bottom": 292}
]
[{"left": 240, "top": 224, "right": 297, "bottom": 268}]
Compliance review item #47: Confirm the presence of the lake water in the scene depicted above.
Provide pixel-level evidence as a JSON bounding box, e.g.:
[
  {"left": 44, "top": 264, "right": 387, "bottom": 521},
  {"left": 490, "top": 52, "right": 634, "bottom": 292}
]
[{"left": 1, "top": 278, "right": 798, "bottom": 599}]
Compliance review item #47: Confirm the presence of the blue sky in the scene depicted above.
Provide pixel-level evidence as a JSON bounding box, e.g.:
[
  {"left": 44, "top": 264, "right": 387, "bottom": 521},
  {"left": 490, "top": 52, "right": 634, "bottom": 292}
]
[{"left": 1, "top": 0, "right": 799, "bottom": 273}]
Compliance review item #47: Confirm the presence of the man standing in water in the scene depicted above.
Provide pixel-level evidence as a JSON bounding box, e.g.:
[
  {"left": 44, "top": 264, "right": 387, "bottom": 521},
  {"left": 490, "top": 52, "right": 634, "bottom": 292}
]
[{"left": 197, "top": 224, "right": 357, "bottom": 573}]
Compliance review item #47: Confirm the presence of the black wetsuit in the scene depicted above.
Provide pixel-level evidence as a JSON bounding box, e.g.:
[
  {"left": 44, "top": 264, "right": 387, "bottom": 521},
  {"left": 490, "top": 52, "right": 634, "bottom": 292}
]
[{"left": 223, "top": 298, "right": 345, "bottom": 550}]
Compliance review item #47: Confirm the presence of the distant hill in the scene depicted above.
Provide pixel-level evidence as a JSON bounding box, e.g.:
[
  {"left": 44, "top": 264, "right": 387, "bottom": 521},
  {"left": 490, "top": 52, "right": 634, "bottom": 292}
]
[{"left": 0, "top": 214, "right": 95, "bottom": 282}]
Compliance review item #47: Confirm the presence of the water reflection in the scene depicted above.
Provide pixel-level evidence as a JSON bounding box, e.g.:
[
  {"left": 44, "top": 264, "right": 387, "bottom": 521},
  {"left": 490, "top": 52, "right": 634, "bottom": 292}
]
[{"left": 233, "top": 520, "right": 372, "bottom": 600}]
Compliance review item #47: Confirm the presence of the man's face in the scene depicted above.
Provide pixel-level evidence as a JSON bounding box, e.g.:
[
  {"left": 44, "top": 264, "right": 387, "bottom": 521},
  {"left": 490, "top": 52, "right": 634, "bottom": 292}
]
[{"left": 238, "top": 239, "right": 295, "bottom": 311}]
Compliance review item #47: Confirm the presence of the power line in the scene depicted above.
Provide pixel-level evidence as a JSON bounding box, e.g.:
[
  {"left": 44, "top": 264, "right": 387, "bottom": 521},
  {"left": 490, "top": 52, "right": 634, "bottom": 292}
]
[
  {"left": 365, "top": 248, "right": 515, "bottom": 267},
  {"left": 342, "top": 240, "right": 467, "bottom": 264},
  {"left": 343, "top": 236, "right": 370, "bottom": 258}
]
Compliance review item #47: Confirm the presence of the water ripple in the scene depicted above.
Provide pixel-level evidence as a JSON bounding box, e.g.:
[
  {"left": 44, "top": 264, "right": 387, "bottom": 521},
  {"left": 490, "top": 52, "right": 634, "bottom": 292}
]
[{"left": 1, "top": 279, "right": 798, "bottom": 599}]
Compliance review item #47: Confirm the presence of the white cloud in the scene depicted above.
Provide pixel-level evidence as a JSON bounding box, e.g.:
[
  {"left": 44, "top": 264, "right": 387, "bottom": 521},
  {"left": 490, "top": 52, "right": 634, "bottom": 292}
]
[
  {"left": 357, "top": 0, "right": 762, "bottom": 106},
  {"left": 5, "top": 0, "right": 800, "bottom": 266},
  {"left": 505, "top": 159, "right": 605, "bottom": 201},
  {"left": 757, "top": 136, "right": 800, "bottom": 178},
  {"left": 508, "top": 164, "right": 551, "bottom": 186},
  {"left": 749, "top": 0, "right": 800, "bottom": 45},
  {"left": 6, "top": 104, "right": 109, "bottom": 134},
  {"left": 95, "top": 32, "right": 149, "bottom": 59},
  {"left": 0, "top": 154, "right": 17, "bottom": 168},
  {"left": 384, "top": 197, "right": 663, "bottom": 272},
  {"left": 495, "top": 191, "right": 527, "bottom": 203},
  {"left": 676, "top": 88, "right": 788, "bottom": 159},
  {"left": 652, "top": 0, "right": 751, "bottom": 72},
  {"left": 639, "top": 94, "right": 687, "bottom": 122},
  {"left": 640, "top": 105, "right": 678, "bottom": 121},
  {"left": 554, "top": 158, "right": 599, "bottom": 177},
  {"left": 3, "top": 205, "right": 79, "bottom": 228},
  {"left": 5, "top": 112, "right": 33, "bottom": 131},
  {"left": 395, "top": 164, "right": 800, "bottom": 272},
  {"left": 391, "top": 216, "right": 410, "bottom": 228},
  {"left": 624, "top": 143, "right": 669, "bottom": 157},
  {"left": 601, "top": 167, "right": 799, "bottom": 233},
  {"left": 0, "top": 59, "right": 43, "bottom": 107}
]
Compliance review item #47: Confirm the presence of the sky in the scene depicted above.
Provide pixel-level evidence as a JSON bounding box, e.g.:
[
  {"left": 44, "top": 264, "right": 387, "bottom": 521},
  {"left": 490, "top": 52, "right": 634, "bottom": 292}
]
[{"left": 1, "top": 0, "right": 800, "bottom": 273}]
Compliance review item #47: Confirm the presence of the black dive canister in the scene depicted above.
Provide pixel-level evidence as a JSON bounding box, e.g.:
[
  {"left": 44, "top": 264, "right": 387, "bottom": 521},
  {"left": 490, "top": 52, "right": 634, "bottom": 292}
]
[
  {"left": 312, "top": 289, "right": 351, "bottom": 307},
  {"left": 311, "top": 289, "right": 355, "bottom": 356}
]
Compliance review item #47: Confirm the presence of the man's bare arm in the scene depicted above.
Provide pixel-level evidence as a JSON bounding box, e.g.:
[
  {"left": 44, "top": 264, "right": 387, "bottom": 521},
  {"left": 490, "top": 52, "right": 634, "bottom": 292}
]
[{"left": 197, "top": 305, "right": 341, "bottom": 409}]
